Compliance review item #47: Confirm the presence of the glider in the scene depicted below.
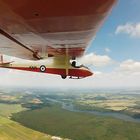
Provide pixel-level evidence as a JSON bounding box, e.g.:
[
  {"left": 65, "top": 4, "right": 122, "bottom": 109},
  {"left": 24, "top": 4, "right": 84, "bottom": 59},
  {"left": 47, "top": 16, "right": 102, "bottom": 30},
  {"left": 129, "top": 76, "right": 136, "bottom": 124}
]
[{"left": 0, "top": 0, "right": 117, "bottom": 79}]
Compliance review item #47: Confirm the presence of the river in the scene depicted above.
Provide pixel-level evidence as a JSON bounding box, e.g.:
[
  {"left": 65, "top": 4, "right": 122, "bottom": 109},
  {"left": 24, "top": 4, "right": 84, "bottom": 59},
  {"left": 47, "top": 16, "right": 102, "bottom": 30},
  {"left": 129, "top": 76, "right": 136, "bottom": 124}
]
[{"left": 46, "top": 98, "right": 140, "bottom": 123}]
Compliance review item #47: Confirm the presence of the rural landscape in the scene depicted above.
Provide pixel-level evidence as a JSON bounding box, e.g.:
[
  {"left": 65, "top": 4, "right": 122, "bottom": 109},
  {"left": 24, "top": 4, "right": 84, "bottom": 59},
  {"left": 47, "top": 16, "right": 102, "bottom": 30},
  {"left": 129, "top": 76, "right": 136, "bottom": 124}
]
[
  {"left": 0, "top": 87, "right": 140, "bottom": 140},
  {"left": 0, "top": 0, "right": 140, "bottom": 140}
]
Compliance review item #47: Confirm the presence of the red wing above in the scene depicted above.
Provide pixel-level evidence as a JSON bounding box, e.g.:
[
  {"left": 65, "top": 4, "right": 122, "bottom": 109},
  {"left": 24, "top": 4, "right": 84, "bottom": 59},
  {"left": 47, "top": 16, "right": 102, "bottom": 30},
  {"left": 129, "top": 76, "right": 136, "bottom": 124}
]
[{"left": 0, "top": 0, "right": 117, "bottom": 60}]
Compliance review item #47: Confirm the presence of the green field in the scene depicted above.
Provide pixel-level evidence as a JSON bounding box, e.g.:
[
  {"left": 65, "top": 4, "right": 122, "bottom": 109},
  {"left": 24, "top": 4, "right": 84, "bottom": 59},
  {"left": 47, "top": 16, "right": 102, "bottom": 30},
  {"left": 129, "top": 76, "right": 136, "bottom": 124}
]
[
  {"left": 12, "top": 105, "right": 140, "bottom": 140},
  {"left": 0, "top": 103, "right": 26, "bottom": 118},
  {"left": 0, "top": 116, "right": 52, "bottom": 140},
  {"left": 1, "top": 90, "right": 140, "bottom": 140},
  {"left": 0, "top": 103, "right": 52, "bottom": 140}
]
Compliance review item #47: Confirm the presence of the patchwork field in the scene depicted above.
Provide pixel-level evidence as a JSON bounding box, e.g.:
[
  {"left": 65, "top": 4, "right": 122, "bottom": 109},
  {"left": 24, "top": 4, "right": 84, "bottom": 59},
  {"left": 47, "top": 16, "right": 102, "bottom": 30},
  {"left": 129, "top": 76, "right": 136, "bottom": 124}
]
[
  {"left": 73, "top": 94, "right": 140, "bottom": 116},
  {"left": 0, "top": 102, "right": 67, "bottom": 140},
  {"left": 12, "top": 104, "right": 140, "bottom": 140},
  {"left": 0, "top": 103, "right": 26, "bottom": 118},
  {"left": 0, "top": 89, "right": 140, "bottom": 140}
]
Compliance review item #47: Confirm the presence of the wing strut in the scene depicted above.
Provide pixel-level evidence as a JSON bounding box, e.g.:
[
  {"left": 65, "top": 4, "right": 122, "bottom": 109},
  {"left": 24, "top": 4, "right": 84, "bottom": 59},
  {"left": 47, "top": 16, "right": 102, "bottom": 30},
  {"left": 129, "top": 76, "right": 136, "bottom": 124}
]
[
  {"left": 65, "top": 47, "right": 69, "bottom": 76},
  {"left": 0, "top": 29, "right": 41, "bottom": 60}
]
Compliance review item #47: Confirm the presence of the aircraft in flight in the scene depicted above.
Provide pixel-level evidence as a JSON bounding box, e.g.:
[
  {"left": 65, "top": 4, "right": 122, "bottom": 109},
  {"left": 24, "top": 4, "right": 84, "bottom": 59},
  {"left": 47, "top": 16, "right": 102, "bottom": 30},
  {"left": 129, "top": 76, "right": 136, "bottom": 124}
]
[{"left": 0, "top": 0, "right": 117, "bottom": 79}]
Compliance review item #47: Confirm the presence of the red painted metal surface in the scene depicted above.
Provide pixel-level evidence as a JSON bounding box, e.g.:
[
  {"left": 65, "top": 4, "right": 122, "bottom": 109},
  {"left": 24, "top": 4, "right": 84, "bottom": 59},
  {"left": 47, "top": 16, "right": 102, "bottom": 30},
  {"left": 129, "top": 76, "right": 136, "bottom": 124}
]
[
  {"left": 3, "top": 0, "right": 116, "bottom": 18},
  {"left": 4, "top": 66, "right": 93, "bottom": 78},
  {"left": 0, "top": 0, "right": 117, "bottom": 59},
  {"left": 69, "top": 69, "right": 93, "bottom": 77}
]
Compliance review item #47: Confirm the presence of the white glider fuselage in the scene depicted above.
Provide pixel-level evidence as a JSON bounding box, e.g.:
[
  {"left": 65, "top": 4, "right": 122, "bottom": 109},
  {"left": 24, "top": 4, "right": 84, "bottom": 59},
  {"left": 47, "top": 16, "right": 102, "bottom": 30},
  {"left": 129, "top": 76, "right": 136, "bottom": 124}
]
[{"left": 0, "top": 57, "right": 93, "bottom": 79}]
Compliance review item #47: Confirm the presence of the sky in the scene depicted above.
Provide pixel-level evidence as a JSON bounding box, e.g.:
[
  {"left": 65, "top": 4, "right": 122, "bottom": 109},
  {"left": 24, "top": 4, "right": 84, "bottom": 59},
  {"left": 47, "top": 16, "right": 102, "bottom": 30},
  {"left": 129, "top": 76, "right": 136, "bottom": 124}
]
[{"left": 0, "top": 0, "right": 140, "bottom": 88}]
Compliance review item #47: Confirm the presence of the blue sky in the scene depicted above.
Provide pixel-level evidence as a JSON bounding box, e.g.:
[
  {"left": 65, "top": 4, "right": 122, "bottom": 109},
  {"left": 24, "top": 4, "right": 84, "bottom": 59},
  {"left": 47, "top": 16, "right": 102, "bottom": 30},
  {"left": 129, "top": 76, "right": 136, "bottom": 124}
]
[
  {"left": 89, "top": 0, "right": 140, "bottom": 61},
  {"left": 0, "top": 0, "right": 140, "bottom": 88}
]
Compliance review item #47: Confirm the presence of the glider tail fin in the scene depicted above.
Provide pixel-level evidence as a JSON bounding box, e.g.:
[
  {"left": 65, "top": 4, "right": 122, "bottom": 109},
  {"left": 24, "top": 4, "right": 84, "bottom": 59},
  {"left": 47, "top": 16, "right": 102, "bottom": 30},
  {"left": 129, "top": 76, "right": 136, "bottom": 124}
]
[
  {"left": 0, "top": 54, "right": 14, "bottom": 66},
  {"left": 0, "top": 54, "right": 3, "bottom": 64}
]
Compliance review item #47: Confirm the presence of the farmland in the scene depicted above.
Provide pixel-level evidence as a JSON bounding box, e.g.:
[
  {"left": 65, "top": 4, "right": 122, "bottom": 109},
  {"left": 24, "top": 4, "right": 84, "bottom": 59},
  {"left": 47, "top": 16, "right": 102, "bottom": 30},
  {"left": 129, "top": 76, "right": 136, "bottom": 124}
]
[
  {"left": 12, "top": 104, "right": 140, "bottom": 140},
  {"left": 0, "top": 93, "right": 68, "bottom": 140},
  {"left": 0, "top": 116, "right": 52, "bottom": 140},
  {"left": 0, "top": 88, "right": 140, "bottom": 140}
]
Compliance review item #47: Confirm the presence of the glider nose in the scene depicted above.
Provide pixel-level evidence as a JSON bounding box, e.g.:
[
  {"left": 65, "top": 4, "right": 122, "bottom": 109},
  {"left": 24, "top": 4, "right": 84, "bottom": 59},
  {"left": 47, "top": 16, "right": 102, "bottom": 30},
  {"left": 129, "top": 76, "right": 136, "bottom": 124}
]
[
  {"left": 85, "top": 69, "right": 93, "bottom": 77},
  {"left": 79, "top": 67, "right": 93, "bottom": 78},
  {"left": 81, "top": 66, "right": 93, "bottom": 77}
]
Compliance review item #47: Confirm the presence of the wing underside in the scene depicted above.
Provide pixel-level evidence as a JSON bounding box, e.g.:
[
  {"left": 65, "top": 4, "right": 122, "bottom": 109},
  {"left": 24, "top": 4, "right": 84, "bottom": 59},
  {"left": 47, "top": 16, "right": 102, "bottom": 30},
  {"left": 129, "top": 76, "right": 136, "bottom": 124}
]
[{"left": 0, "top": 0, "right": 117, "bottom": 60}]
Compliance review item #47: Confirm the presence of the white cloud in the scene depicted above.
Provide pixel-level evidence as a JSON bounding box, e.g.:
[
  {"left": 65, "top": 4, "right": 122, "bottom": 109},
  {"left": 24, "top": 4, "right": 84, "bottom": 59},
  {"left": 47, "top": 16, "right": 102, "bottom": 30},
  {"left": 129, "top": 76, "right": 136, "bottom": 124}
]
[
  {"left": 82, "top": 59, "right": 140, "bottom": 88},
  {"left": 94, "top": 71, "right": 103, "bottom": 75},
  {"left": 115, "top": 23, "right": 140, "bottom": 38},
  {"left": 118, "top": 59, "right": 140, "bottom": 75},
  {"left": 105, "top": 48, "right": 111, "bottom": 53},
  {"left": 86, "top": 60, "right": 140, "bottom": 88},
  {"left": 0, "top": 63, "right": 140, "bottom": 88},
  {"left": 78, "top": 53, "right": 112, "bottom": 67},
  {"left": 0, "top": 55, "right": 140, "bottom": 88}
]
